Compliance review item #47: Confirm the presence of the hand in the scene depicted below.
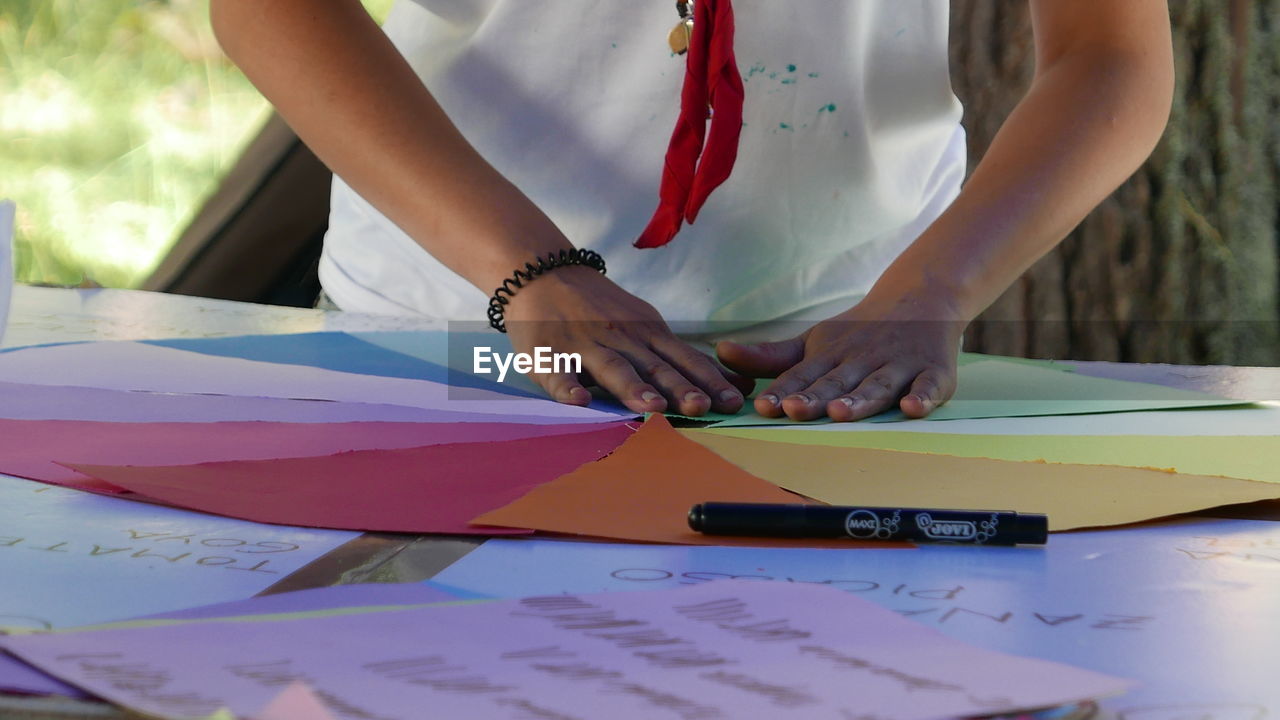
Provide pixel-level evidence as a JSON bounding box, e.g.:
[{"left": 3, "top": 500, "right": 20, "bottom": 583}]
[
  {"left": 715, "top": 292, "right": 968, "bottom": 421},
  {"left": 504, "top": 266, "right": 751, "bottom": 416}
]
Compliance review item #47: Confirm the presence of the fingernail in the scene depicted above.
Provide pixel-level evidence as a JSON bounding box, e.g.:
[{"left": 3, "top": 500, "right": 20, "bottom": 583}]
[
  {"left": 719, "top": 389, "right": 741, "bottom": 403},
  {"left": 790, "top": 393, "right": 814, "bottom": 406},
  {"left": 569, "top": 387, "right": 589, "bottom": 402},
  {"left": 684, "top": 391, "right": 708, "bottom": 406},
  {"left": 641, "top": 391, "right": 661, "bottom": 404},
  {"left": 761, "top": 393, "right": 779, "bottom": 406},
  {"left": 838, "top": 397, "right": 855, "bottom": 409}
]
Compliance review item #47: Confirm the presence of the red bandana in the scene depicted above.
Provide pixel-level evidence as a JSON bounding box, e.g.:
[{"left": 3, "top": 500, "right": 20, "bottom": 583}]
[{"left": 635, "top": 0, "right": 745, "bottom": 249}]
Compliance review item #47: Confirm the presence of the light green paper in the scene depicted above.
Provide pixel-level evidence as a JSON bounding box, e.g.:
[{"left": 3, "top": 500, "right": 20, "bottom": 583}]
[
  {"left": 662, "top": 354, "right": 1066, "bottom": 424},
  {"left": 704, "top": 359, "right": 1247, "bottom": 427},
  {"left": 700, "top": 427, "right": 1280, "bottom": 484}
]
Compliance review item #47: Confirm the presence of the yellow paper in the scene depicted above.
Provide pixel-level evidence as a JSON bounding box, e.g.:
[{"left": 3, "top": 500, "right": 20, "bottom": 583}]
[
  {"left": 696, "top": 429, "right": 1280, "bottom": 484},
  {"left": 683, "top": 431, "right": 1280, "bottom": 531}
]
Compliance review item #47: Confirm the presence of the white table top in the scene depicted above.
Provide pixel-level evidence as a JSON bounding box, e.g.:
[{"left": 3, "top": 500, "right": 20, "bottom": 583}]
[{"left": 3, "top": 285, "right": 444, "bottom": 349}]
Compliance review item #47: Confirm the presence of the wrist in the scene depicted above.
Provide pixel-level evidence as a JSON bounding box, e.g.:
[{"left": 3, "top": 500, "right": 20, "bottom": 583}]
[
  {"left": 488, "top": 250, "right": 608, "bottom": 331},
  {"left": 860, "top": 272, "right": 972, "bottom": 325}
]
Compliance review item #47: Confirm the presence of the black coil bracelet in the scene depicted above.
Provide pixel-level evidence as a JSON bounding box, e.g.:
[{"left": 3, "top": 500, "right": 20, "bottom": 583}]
[{"left": 487, "top": 249, "right": 607, "bottom": 333}]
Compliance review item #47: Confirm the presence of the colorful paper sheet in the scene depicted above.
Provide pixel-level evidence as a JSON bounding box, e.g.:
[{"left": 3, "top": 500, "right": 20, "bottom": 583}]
[
  {"left": 705, "top": 359, "right": 1249, "bottom": 427},
  {"left": 0, "top": 341, "right": 627, "bottom": 421},
  {"left": 0, "top": 419, "right": 624, "bottom": 491},
  {"left": 698, "top": 427, "right": 1280, "bottom": 484},
  {"left": 0, "top": 583, "right": 465, "bottom": 698},
  {"left": 431, "top": 518, "right": 1280, "bottom": 716},
  {"left": 683, "top": 430, "right": 1280, "bottom": 530},
  {"left": 0, "top": 380, "right": 594, "bottom": 424},
  {"left": 68, "top": 423, "right": 635, "bottom": 534},
  {"left": 0, "top": 581, "right": 1130, "bottom": 720},
  {"left": 474, "top": 415, "right": 904, "bottom": 548},
  {"left": 0, "top": 201, "right": 12, "bottom": 347},
  {"left": 0, "top": 475, "right": 358, "bottom": 630}
]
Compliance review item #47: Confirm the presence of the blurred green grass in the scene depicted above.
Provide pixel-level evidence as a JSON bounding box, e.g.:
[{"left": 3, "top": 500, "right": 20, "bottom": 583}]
[{"left": 0, "top": 0, "right": 394, "bottom": 288}]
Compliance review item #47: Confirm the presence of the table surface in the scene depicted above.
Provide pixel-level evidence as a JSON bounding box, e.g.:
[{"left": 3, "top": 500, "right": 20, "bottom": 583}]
[{"left": 2, "top": 286, "right": 1277, "bottom": 718}]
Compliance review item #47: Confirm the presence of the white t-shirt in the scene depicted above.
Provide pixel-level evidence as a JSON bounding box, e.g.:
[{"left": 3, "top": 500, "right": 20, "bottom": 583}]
[{"left": 320, "top": 0, "right": 966, "bottom": 334}]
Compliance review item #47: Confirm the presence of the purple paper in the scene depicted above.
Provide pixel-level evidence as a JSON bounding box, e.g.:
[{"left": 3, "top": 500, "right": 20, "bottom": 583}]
[
  {"left": 0, "top": 381, "right": 612, "bottom": 424},
  {"left": 0, "top": 654, "right": 82, "bottom": 698},
  {"left": 0, "top": 342, "right": 628, "bottom": 421},
  {"left": 1069, "top": 361, "right": 1280, "bottom": 402},
  {"left": 0, "top": 583, "right": 466, "bottom": 698}
]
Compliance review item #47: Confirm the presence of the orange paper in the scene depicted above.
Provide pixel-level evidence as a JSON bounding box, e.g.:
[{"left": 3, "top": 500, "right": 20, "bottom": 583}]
[{"left": 473, "top": 415, "right": 908, "bottom": 548}]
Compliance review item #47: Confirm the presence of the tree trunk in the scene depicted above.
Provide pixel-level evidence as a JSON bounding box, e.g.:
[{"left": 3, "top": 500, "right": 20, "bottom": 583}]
[{"left": 950, "top": 0, "right": 1280, "bottom": 365}]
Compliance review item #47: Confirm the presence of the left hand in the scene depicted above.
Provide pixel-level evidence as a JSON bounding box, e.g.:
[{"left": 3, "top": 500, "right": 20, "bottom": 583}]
[{"left": 715, "top": 292, "right": 968, "bottom": 421}]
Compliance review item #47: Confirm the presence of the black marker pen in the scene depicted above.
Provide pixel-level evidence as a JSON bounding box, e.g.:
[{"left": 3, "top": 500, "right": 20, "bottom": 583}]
[{"left": 688, "top": 502, "right": 1048, "bottom": 545}]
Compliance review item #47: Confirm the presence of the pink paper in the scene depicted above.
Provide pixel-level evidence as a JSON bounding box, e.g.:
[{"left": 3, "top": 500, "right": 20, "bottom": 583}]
[
  {"left": 67, "top": 423, "right": 635, "bottom": 534},
  {"left": 257, "top": 682, "right": 340, "bottom": 720},
  {"left": 0, "top": 418, "right": 626, "bottom": 492},
  {"left": 0, "top": 342, "right": 626, "bottom": 421}
]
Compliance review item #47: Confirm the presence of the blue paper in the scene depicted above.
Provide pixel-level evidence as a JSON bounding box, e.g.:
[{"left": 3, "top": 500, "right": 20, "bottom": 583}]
[
  {"left": 147, "top": 331, "right": 535, "bottom": 398},
  {"left": 353, "top": 330, "right": 550, "bottom": 397},
  {"left": 356, "top": 330, "right": 633, "bottom": 414},
  {"left": 433, "top": 519, "right": 1280, "bottom": 717}
]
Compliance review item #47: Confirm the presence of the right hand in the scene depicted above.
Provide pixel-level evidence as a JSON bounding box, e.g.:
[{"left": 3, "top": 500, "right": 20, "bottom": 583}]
[{"left": 504, "top": 266, "right": 750, "bottom": 416}]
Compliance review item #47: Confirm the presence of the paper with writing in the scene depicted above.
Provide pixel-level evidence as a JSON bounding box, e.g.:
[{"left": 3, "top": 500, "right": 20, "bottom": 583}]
[
  {"left": 68, "top": 423, "right": 635, "bottom": 534},
  {"left": 431, "top": 518, "right": 1280, "bottom": 716},
  {"left": 0, "top": 584, "right": 464, "bottom": 698},
  {"left": 0, "top": 341, "right": 627, "bottom": 421},
  {"left": 474, "top": 415, "right": 904, "bottom": 548},
  {"left": 0, "top": 475, "right": 358, "bottom": 630},
  {"left": 0, "top": 419, "right": 624, "bottom": 491},
  {"left": 699, "top": 427, "right": 1280, "bottom": 484},
  {"left": 1, "top": 581, "right": 1129, "bottom": 720},
  {"left": 683, "top": 430, "right": 1280, "bottom": 530}
]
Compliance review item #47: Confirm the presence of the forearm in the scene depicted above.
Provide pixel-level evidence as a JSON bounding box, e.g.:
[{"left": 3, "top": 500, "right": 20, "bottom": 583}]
[
  {"left": 209, "top": 0, "right": 571, "bottom": 291},
  {"left": 870, "top": 46, "right": 1175, "bottom": 321}
]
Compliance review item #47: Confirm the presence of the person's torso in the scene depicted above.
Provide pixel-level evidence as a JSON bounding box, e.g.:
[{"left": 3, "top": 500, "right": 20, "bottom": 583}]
[{"left": 321, "top": 0, "right": 966, "bottom": 332}]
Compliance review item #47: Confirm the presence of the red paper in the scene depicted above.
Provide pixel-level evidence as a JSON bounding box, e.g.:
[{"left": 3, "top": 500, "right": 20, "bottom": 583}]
[
  {"left": 0, "top": 419, "right": 622, "bottom": 493},
  {"left": 66, "top": 424, "right": 635, "bottom": 535}
]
